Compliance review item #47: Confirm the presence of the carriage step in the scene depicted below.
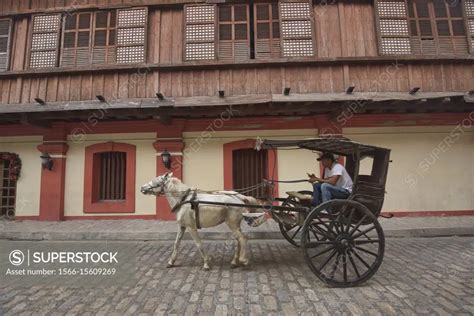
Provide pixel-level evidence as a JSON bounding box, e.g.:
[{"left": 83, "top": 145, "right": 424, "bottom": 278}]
[{"left": 286, "top": 191, "right": 312, "bottom": 201}]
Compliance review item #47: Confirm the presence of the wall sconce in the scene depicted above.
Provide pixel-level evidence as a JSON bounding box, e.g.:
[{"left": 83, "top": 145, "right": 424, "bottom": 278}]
[
  {"left": 40, "top": 152, "right": 53, "bottom": 170},
  {"left": 161, "top": 149, "right": 171, "bottom": 169}
]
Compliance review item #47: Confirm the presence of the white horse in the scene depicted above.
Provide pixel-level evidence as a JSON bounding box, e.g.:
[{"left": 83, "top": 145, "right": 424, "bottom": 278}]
[{"left": 140, "top": 172, "right": 256, "bottom": 270}]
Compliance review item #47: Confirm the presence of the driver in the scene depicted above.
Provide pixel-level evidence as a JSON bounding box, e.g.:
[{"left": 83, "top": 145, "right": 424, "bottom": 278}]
[{"left": 308, "top": 152, "right": 353, "bottom": 207}]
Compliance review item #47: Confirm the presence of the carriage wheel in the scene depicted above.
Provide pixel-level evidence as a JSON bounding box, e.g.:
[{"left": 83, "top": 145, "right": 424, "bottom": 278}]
[
  {"left": 300, "top": 200, "right": 385, "bottom": 287},
  {"left": 275, "top": 190, "right": 312, "bottom": 247}
]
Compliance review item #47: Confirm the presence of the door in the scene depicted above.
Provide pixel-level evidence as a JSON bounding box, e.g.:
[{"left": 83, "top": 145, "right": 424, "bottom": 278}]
[
  {"left": 0, "top": 160, "right": 17, "bottom": 217},
  {"left": 232, "top": 148, "right": 268, "bottom": 198}
]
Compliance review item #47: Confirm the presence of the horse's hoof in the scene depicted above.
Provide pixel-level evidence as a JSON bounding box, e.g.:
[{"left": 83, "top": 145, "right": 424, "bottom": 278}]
[
  {"left": 166, "top": 263, "right": 174, "bottom": 268},
  {"left": 240, "top": 260, "right": 249, "bottom": 266},
  {"left": 230, "top": 263, "right": 239, "bottom": 269},
  {"left": 202, "top": 266, "right": 210, "bottom": 271}
]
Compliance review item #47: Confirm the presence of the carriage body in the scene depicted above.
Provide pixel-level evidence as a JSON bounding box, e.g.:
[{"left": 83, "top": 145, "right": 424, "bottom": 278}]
[{"left": 257, "top": 137, "right": 391, "bottom": 287}]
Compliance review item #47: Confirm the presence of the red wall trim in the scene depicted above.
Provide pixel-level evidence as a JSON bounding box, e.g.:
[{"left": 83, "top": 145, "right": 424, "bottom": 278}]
[
  {"left": 223, "top": 139, "right": 278, "bottom": 197},
  {"left": 37, "top": 142, "right": 69, "bottom": 221},
  {"left": 153, "top": 139, "right": 184, "bottom": 220},
  {"left": 83, "top": 142, "right": 136, "bottom": 214},
  {"left": 1, "top": 113, "right": 471, "bottom": 137}
]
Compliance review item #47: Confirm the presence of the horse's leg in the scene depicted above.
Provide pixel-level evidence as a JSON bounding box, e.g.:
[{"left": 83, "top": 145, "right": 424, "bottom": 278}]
[
  {"left": 226, "top": 218, "right": 249, "bottom": 266},
  {"left": 167, "top": 225, "right": 186, "bottom": 268},
  {"left": 226, "top": 223, "right": 241, "bottom": 268},
  {"left": 188, "top": 228, "right": 210, "bottom": 270}
]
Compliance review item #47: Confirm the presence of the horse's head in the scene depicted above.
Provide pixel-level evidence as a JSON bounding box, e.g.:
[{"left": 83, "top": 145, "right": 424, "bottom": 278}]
[{"left": 140, "top": 172, "right": 174, "bottom": 195}]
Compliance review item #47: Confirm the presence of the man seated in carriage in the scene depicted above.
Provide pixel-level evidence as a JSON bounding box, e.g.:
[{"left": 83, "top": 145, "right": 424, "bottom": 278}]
[{"left": 308, "top": 152, "right": 353, "bottom": 207}]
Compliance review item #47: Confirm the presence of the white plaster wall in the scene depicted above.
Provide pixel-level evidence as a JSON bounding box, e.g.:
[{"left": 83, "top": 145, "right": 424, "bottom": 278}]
[
  {"left": 183, "top": 129, "right": 319, "bottom": 194},
  {"left": 345, "top": 126, "right": 474, "bottom": 212},
  {"left": 0, "top": 136, "right": 42, "bottom": 216}
]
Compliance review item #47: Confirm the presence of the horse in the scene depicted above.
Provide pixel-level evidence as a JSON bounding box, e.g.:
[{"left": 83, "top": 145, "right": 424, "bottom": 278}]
[{"left": 140, "top": 172, "right": 257, "bottom": 270}]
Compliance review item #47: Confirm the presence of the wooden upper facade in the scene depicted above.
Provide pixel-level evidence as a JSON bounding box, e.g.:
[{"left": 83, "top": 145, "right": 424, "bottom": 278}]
[{"left": 0, "top": 0, "right": 473, "bottom": 108}]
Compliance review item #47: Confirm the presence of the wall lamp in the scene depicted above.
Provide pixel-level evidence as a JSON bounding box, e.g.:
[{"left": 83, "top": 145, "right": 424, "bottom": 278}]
[
  {"left": 40, "top": 152, "right": 53, "bottom": 171},
  {"left": 218, "top": 90, "right": 225, "bottom": 98},
  {"left": 161, "top": 149, "right": 171, "bottom": 169},
  {"left": 346, "top": 86, "right": 355, "bottom": 94},
  {"left": 283, "top": 87, "right": 291, "bottom": 96}
]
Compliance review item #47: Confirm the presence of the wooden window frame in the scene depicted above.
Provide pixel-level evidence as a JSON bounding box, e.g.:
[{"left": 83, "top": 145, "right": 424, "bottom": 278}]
[
  {"left": 116, "top": 7, "right": 148, "bottom": 64},
  {"left": 183, "top": 4, "right": 217, "bottom": 61},
  {"left": 0, "top": 18, "right": 12, "bottom": 72},
  {"left": 28, "top": 13, "right": 62, "bottom": 69},
  {"left": 218, "top": 4, "right": 251, "bottom": 61},
  {"left": 278, "top": 0, "right": 316, "bottom": 58},
  {"left": 462, "top": 0, "right": 474, "bottom": 53},
  {"left": 92, "top": 10, "right": 117, "bottom": 64},
  {"left": 84, "top": 142, "right": 136, "bottom": 214},
  {"left": 254, "top": 2, "right": 281, "bottom": 59},
  {"left": 60, "top": 11, "right": 93, "bottom": 67},
  {"left": 375, "top": 0, "right": 413, "bottom": 55},
  {"left": 407, "top": 0, "right": 469, "bottom": 55},
  {"left": 375, "top": 0, "right": 472, "bottom": 55}
]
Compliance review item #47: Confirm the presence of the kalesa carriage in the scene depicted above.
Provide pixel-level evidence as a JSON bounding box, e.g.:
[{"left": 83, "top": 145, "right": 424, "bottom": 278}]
[{"left": 142, "top": 137, "right": 391, "bottom": 287}]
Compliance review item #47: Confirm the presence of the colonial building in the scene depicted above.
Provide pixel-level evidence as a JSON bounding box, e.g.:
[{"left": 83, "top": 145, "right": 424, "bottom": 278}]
[{"left": 0, "top": 0, "right": 473, "bottom": 220}]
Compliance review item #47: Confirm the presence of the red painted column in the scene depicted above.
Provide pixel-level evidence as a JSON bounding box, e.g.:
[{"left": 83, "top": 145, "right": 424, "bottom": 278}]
[
  {"left": 153, "top": 139, "right": 185, "bottom": 220},
  {"left": 37, "top": 142, "right": 69, "bottom": 221}
]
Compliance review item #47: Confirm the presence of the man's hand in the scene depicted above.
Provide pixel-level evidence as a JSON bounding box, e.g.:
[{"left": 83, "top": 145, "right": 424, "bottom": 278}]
[{"left": 307, "top": 173, "right": 321, "bottom": 183}]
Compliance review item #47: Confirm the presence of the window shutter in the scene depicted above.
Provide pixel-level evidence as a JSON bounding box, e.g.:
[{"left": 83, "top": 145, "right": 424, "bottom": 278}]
[
  {"left": 184, "top": 4, "right": 216, "bottom": 61},
  {"left": 0, "top": 19, "right": 12, "bottom": 72},
  {"left": 254, "top": 3, "right": 281, "bottom": 59},
  {"left": 29, "top": 14, "right": 62, "bottom": 68},
  {"left": 465, "top": 0, "right": 474, "bottom": 53},
  {"left": 278, "top": 0, "right": 315, "bottom": 57},
  {"left": 375, "top": 0, "right": 412, "bottom": 54},
  {"left": 116, "top": 7, "right": 147, "bottom": 64},
  {"left": 218, "top": 5, "right": 250, "bottom": 61},
  {"left": 92, "top": 11, "right": 117, "bottom": 64},
  {"left": 61, "top": 12, "right": 92, "bottom": 67}
]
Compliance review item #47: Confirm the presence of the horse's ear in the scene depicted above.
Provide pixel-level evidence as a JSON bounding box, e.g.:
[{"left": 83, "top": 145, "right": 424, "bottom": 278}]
[{"left": 168, "top": 172, "right": 174, "bottom": 178}]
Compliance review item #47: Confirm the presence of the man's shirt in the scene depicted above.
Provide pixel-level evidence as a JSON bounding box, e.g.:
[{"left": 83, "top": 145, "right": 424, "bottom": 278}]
[{"left": 324, "top": 163, "right": 353, "bottom": 192}]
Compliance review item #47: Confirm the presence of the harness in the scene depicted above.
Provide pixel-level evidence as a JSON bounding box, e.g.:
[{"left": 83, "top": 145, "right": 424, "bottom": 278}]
[{"left": 170, "top": 188, "right": 202, "bottom": 229}]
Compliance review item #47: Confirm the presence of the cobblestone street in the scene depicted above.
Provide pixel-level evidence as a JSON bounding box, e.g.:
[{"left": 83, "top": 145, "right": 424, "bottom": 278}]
[{"left": 1, "top": 237, "right": 473, "bottom": 315}]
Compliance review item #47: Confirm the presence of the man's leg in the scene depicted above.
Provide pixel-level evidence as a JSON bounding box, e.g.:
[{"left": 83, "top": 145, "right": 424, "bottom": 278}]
[
  {"left": 312, "top": 182, "right": 322, "bottom": 206},
  {"left": 320, "top": 183, "right": 350, "bottom": 203}
]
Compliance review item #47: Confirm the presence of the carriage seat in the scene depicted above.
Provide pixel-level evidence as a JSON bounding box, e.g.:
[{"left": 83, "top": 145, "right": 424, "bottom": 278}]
[{"left": 286, "top": 191, "right": 313, "bottom": 206}]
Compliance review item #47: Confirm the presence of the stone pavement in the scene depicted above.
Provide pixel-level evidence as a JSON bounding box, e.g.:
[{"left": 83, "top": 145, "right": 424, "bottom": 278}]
[
  {"left": 0, "top": 216, "right": 473, "bottom": 241},
  {"left": 0, "top": 237, "right": 473, "bottom": 315}
]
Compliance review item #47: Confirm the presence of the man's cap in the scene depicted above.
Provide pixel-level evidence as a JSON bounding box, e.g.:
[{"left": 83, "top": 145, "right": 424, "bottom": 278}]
[{"left": 317, "top": 152, "right": 335, "bottom": 161}]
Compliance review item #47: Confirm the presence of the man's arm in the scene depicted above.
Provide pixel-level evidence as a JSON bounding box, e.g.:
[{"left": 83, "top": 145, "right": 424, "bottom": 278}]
[{"left": 309, "top": 175, "right": 340, "bottom": 185}]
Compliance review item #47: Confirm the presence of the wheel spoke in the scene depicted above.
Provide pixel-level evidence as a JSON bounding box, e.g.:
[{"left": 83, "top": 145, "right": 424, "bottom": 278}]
[
  {"left": 351, "top": 249, "right": 371, "bottom": 269},
  {"left": 352, "top": 225, "right": 376, "bottom": 239},
  {"left": 329, "top": 253, "right": 341, "bottom": 280},
  {"left": 285, "top": 224, "right": 297, "bottom": 231},
  {"left": 344, "top": 209, "right": 355, "bottom": 234},
  {"left": 290, "top": 226, "right": 302, "bottom": 239},
  {"left": 319, "top": 249, "right": 338, "bottom": 271},
  {"left": 342, "top": 254, "right": 348, "bottom": 282},
  {"left": 310, "top": 224, "right": 334, "bottom": 240},
  {"left": 347, "top": 251, "right": 360, "bottom": 278},
  {"left": 310, "top": 246, "right": 335, "bottom": 259},
  {"left": 354, "top": 246, "right": 379, "bottom": 257},
  {"left": 353, "top": 239, "right": 380, "bottom": 245},
  {"left": 349, "top": 215, "right": 368, "bottom": 236},
  {"left": 305, "top": 241, "right": 335, "bottom": 248},
  {"left": 311, "top": 230, "right": 320, "bottom": 241}
]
